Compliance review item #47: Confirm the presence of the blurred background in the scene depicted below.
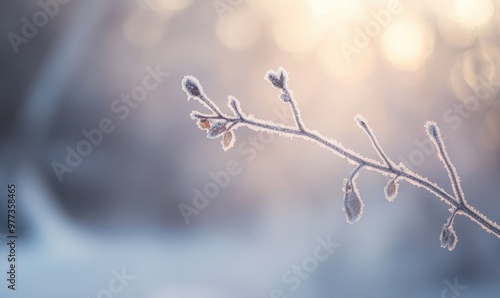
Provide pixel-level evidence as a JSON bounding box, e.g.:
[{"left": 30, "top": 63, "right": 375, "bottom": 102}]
[{"left": 1, "top": 0, "right": 500, "bottom": 297}]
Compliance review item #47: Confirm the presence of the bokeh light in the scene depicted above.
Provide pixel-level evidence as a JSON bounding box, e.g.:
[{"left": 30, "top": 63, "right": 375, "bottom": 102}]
[
  {"left": 317, "top": 38, "right": 375, "bottom": 83},
  {"left": 452, "top": 0, "right": 494, "bottom": 29},
  {"left": 216, "top": 8, "right": 262, "bottom": 51},
  {"left": 272, "top": 10, "right": 324, "bottom": 53},
  {"left": 449, "top": 42, "right": 500, "bottom": 101},
  {"left": 305, "top": 0, "right": 362, "bottom": 19},
  {"left": 380, "top": 17, "right": 434, "bottom": 71},
  {"left": 141, "top": 0, "right": 194, "bottom": 16}
]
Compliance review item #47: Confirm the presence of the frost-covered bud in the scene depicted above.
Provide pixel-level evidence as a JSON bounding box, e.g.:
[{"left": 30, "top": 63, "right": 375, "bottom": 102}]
[
  {"left": 384, "top": 177, "right": 399, "bottom": 202},
  {"left": 267, "top": 72, "right": 284, "bottom": 89},
  {"left": 222, "top": 131, "right": 235, "bottom": 151},
  {"left": 343, "top": 180, "right": 364, "bottom": 224},
  {"left": 198, "top": 119, "right": 211, "bottom": 130},
  {"left": 426, "top": 121, "right": 438, "bottom": 139},
  {"left": 354, "top": 114, "right": 368, "bottom": 129},
  {"left": 182, "top": 76, "right": 202, "bottom": 97},
  {"left": 279, "top": 93, "right": 290, "bottom": 102},
  {"left": 207, "top": 122, "right": 227, "bottom": 139},
  {"left": 440, "top": 225, "right": 457, "bottom": 251},
  {"left": 265, "top": 67, "right": 288, "bottom": 90}
]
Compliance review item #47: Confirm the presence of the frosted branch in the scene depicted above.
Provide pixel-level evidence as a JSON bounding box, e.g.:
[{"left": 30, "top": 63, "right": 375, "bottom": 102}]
[{"left": 181, "top": 68, "right": 500, "bottom": 251}]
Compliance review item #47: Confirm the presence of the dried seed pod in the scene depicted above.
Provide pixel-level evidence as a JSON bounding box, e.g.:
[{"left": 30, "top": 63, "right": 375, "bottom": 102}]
[
  {"left": 198, "top": 119, "right": 211, "bottom": 130},
  {"left": 222, "top": 131, "right": 235, "bottom": 151},
  {"left": 343, "top": 180, "right": 364, "bottom": 224},
  {"left": 207, "top": 122, "right": 227, "bottom": 139},
  {"left": 440, "top": 225, "right": 457, "bottom": 251},
  {"left": 384, "top": 177, "right": 399, "bottom": 202}
]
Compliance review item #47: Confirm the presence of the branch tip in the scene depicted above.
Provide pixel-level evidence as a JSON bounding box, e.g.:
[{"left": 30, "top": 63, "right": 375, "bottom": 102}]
[
  {"left": 228, "top": 96, "right": 243, "bottom": 118},
  {"left": 265, "top": 67, "right": 288, "bottom": 90},
  {"left": 355, "top": 115, "right": 393, "bottom": 168},
  {"left": 182, "top": 75, "right": 202, "bottom": 98},
  {"left": 425, "top": 121, "right": 466, "bottom": 205},
  {"left": 425, "top": 121, "right": 439, "bottom": 139}
]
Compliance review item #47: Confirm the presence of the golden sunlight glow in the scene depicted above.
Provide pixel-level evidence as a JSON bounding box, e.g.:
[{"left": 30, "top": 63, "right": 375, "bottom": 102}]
[
  {"left": 216, "top": 9, "right": 262, "bottom": 50},
  {"left": 272, "top": 13, "right": 324, "bottom": 53},
  {"left": 452, "top": 0, "right": 494, "bottom": 29},
  {"left": 123, "top": 10, "right": 166, "bottom": 47},
  {"left": 249, "top": 0, "right": 298, "bottom": 19},
  {"left": 318, "top": 39, "right": 375, "bottom": 83},
  {"left": 381, "top": 18, "right": 434, "bottom": 71},
  {"left": 306, "top": 0, "right": 362, "bottom": 18},
  {"left": 142, "top": 0, "right": 193, "bottom": 15}
]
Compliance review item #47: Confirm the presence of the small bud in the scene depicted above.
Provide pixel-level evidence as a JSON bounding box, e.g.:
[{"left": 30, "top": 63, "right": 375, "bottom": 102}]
[
  {"left": 425, "top": 121, "right": 438, "bottom": 139},
  {"left": 266, "top": 72, "right": 284, "bottom": 89},
  {"left": 279, "top": 93, "right": 290, "bottom": 102},
  {"left": 384, "top": 177, "right": 399, "bottom": 202},
  {"left": 198, "top": 119, "right": 211, "bottom": 130},
  {"left": 266, "top": 68, "right": 289, "bottom": 89},
  {"left": 279, "top": 71, "right": 285, "bottom": 84},
  {"left": 182, "top": 76, "right": 202, "bottom": 97},
  {"left": 343, "top": 180, "right": 364, "bottom": 224},
  {"left": 228, "top": 96, "right": 243, "bottom": 117},
  {"left": 222, "top": 131, "right": 235, "bottom": 151},
  {"left": 354, "top": 114, "right": 365, "bottom": 125},
  {"left": 440, "top": 225, "right": 458, "bottom": 251},
  {"left": 207, "top": 122, "right": 227, "bottom": 139}
]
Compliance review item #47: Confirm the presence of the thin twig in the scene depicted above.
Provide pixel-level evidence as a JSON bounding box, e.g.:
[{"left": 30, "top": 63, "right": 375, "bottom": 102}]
[
  {"left": 426, "top": 122, "right": 466, "bottom": 206},
  {"left": 355, "top": 115, "right": 394, "bottom": 169},
  {"left": 446, "top": 208, "right": 460, "bottom": 228},
  {"left": 285, "top": 89, "right": 305, "bottom": 131},
  {"left": 349, "top": 164, "right": 364, "bottom": 181}
]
